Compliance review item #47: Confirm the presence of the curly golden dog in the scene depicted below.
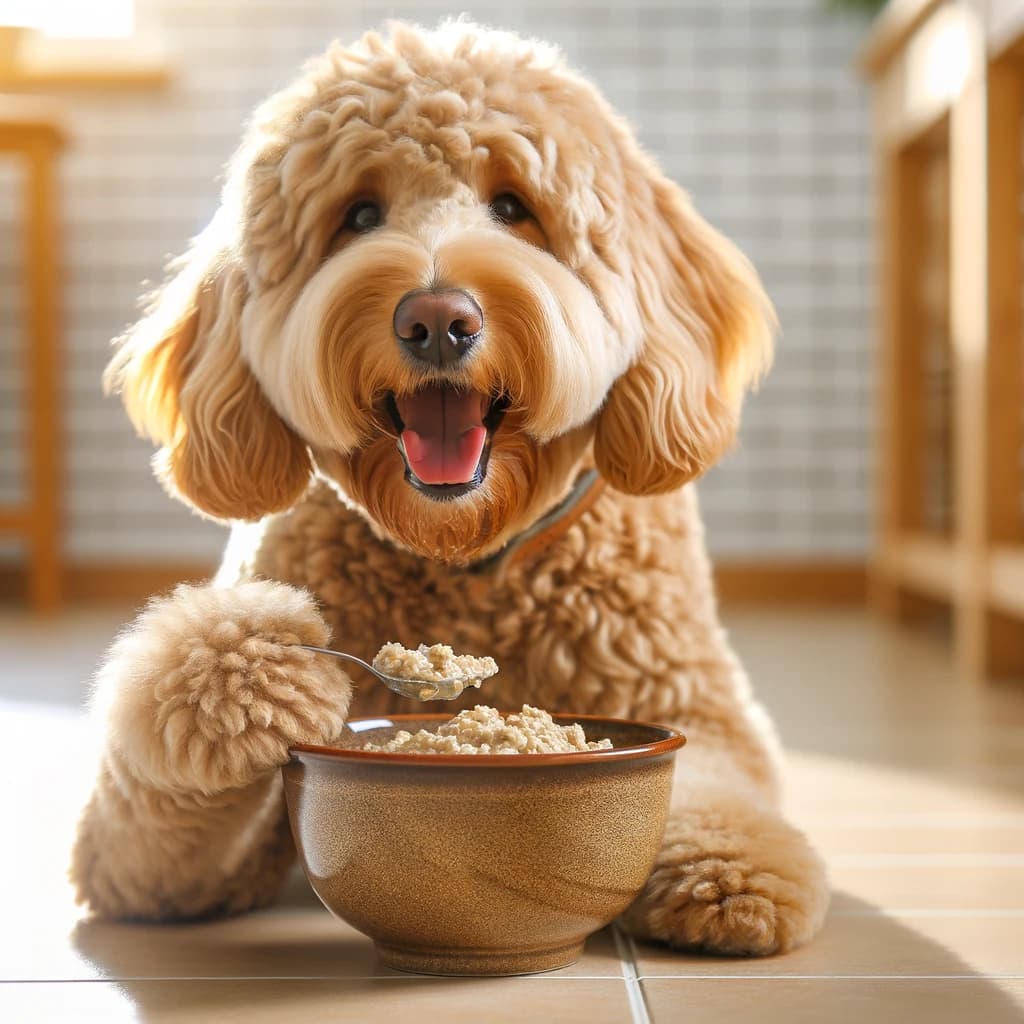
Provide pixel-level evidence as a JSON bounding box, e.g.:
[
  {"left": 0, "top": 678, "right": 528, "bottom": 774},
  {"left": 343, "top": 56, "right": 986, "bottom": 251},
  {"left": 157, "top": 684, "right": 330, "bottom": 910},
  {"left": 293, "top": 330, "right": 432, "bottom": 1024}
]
[{"left": 71, "top": 21, "right": 828, "bottom": 955}]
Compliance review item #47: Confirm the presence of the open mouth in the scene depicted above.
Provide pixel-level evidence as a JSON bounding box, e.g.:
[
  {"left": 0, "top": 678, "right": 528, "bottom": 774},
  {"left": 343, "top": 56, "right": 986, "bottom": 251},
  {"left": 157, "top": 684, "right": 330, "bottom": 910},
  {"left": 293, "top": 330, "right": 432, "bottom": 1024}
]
[{"left": 385, "top": 386, "right": 509, "bottom": 501}]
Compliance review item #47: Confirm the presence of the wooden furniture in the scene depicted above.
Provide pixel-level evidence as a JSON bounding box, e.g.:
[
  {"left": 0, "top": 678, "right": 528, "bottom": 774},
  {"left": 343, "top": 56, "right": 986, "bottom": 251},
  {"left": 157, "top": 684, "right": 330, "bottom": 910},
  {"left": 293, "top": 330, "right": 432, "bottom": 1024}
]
[
  {"left": 0, "top": 26, "right": 170, "bottom": 91},
  {"left": 0, "top": 100, "right": 66, "bottom": 612},
  {"left": 863, "top": 0, "right": 1024, "bottom": 678}
]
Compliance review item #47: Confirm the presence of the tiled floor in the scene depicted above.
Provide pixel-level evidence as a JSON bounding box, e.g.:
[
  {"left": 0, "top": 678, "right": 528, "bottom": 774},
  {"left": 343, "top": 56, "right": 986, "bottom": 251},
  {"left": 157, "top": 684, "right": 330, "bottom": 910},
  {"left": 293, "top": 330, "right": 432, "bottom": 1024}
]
[{"left": 1, "top": 606, "right": 1022, "bottom": 1022}]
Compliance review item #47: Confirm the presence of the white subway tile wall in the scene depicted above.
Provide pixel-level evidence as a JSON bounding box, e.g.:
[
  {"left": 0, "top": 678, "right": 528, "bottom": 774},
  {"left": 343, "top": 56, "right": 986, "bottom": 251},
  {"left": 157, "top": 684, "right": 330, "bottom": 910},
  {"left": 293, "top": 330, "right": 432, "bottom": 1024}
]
[{"left": 0, "top": 0, "right": 873, "bottom": 564}]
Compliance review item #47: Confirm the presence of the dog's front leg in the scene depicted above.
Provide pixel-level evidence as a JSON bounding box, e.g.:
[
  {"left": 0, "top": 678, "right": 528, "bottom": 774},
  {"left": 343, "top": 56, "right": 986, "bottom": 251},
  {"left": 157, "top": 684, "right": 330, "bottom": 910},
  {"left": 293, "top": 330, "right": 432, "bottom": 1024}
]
[
  {"left": 620, "top": 768, "right": 829, "bottom": 955},
  {"left": 70, "top": 580, "right": 351, "bottom": 920},
  {"left": 619, "top": 679, "right": 829, "bottom": 956}
]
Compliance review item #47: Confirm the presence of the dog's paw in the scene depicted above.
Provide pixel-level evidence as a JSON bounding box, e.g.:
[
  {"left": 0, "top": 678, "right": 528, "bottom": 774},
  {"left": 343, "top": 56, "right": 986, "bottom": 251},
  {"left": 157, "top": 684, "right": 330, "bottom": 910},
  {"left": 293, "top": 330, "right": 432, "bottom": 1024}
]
[
  {"left": 620, "top": 794, "right": 829, "bottom": 956},
  {"left": 98, "top": 580, "right": 351, "bottom": 794}
]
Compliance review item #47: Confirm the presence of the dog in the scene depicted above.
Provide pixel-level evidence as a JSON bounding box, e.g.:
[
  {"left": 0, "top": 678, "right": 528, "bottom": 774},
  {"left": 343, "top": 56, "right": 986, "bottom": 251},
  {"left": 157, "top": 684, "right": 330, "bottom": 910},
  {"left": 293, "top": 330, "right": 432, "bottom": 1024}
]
[{"left": 71, "top": 20, "right": 828, "bottom": 954}]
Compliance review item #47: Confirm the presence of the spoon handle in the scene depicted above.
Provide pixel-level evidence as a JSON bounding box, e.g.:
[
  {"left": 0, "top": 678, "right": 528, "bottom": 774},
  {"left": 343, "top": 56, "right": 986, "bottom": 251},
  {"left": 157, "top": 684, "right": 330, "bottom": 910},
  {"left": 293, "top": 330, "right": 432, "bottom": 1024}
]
[{"left": 296, "top": 644, "right": 374, "bottom": 673}]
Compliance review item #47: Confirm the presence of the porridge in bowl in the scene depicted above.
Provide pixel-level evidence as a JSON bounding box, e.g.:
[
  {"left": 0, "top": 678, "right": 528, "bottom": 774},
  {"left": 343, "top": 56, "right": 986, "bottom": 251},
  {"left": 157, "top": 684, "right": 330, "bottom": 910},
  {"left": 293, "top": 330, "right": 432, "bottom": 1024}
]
[{"left": 356, "top": 704, "right": 613, "bottom": 754}]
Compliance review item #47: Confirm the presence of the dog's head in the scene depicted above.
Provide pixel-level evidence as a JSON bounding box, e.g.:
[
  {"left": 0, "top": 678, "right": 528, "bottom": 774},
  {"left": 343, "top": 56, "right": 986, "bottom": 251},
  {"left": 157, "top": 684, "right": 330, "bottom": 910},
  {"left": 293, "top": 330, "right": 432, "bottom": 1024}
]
[{"left": 108, "top": 22, "right": 773, "bottom": 563}]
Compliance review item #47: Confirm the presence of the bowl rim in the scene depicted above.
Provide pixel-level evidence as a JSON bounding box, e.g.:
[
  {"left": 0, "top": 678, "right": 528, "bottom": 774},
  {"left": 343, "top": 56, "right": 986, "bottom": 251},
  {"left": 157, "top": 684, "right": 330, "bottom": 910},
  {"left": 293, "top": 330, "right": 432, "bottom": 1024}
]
[{"left": 289, "top": 711, "right": 686, "bottom": 768}]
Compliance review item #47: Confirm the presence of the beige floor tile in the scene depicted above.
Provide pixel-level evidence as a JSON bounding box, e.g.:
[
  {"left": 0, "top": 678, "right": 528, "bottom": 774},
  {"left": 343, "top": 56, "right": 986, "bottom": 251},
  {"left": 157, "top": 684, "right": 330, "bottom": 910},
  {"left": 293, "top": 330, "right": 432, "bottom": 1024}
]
[
  {"left": 726, "top": 609, "right": 1024, "bottom": 745},
  {"left": 806, "top": 826, "right": 1024, "bottom": 856},
  {"left": 829, "top": 864, "right": 1024, "bottom": 911},
  {"left": 782, "top": 727, "right": 1024, "bottom": 767},
  {"left": 9, "top": 887, "right": 621, "bottom": 982},
  {"left": 0, "top": 978, "right": 634, "bottom": 1023},
  {"left": 631, "top": 901, "right": 1024, "bottom": 978},
  {"left": 780, "top": 752, "right": 1024, "bottom": 821},
  {"left": 642, "top": 979, "right": 1024, "bottom": 1024}
]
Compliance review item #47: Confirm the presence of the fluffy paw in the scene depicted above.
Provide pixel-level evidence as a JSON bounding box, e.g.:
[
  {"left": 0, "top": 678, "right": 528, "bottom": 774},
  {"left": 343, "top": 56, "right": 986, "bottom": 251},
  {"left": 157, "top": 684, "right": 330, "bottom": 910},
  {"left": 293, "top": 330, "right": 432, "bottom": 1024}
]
[
  {"left": 620, "top": 795, "right": 829, "bottom": 956},
  {"left": 97, "top": 580, "right": 351, "bottom": 794}
]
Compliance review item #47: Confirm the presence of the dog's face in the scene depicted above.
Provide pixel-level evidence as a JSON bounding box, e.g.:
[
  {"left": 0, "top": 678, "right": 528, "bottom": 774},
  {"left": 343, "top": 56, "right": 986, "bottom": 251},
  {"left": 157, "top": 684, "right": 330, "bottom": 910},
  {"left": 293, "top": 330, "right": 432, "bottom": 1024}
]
[{"left": 109, "top": 22, "right": 773, "bottom": 564}]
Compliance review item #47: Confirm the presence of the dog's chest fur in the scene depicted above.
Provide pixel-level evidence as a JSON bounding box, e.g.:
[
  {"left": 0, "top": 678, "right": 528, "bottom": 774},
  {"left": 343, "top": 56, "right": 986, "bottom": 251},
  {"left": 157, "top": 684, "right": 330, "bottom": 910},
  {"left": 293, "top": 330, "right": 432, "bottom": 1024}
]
[{"left": 241, "top": 480, "right": 723, "bottom": 723}]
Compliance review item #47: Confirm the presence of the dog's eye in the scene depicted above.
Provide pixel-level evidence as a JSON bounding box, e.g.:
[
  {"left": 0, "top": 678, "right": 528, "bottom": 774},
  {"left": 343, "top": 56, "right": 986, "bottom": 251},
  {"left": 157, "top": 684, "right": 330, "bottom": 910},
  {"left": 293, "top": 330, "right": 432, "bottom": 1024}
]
[
  {"left": 344, "top": 200, "right": 382, "bottom": 233},
  {"left": 489, "top": 193, "right": 531, "bottom": 225}
]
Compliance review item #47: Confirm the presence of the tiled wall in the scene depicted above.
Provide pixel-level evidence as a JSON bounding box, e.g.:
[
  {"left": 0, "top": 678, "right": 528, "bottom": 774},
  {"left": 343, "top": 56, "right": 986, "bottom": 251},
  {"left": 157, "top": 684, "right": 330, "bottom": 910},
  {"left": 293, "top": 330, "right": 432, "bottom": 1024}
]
[{"left": 0, "top": 0, "right": 873, "bottom": 564}]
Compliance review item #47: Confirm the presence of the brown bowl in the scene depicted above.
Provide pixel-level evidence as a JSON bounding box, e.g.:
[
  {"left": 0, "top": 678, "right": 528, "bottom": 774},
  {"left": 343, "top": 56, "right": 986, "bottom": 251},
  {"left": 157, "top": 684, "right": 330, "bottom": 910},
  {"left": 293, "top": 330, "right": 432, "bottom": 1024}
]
[{"left": 283, "top": 713, "right": 684, "bottom": 976}]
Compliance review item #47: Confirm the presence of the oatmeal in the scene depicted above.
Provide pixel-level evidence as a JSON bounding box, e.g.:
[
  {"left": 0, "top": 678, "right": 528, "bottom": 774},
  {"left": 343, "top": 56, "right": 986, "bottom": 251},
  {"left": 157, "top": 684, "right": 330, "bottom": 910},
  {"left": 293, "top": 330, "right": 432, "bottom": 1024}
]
[
  {"left": 358, "top": 704, "right": 614, "bottom": 754},
  {"left": 372, "top": 642, "right": 498, "bottom": 695}
]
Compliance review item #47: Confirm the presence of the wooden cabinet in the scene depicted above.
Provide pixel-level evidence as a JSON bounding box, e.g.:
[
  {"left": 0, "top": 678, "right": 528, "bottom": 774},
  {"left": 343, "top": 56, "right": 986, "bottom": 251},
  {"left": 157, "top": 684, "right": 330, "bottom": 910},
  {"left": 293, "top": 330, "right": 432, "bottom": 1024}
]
[{"left": 863, "top": 0, "right": 1024, "bottom": 678}]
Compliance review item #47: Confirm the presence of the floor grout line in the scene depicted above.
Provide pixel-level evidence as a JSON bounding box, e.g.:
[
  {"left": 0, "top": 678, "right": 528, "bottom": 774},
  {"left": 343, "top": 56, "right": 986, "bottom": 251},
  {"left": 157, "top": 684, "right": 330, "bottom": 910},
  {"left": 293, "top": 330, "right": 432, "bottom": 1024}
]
[
  {"left": 830, "top": 908, "right": 1024, "bottom": 918},
  {"left": 0, "top": 975, "right": 626, "bottom": 983},
  {"left": 5, "top": 974, "right": 1023, "bottom": 985},
  {"left": 612, "top": 926, "right": 652, "bottom": 1024},
  {"left": 798, "top": 814, "right": 1024, "bottom": 828},
  {"left": 633, "top": 975, "right": 1024, "bottom": 982},
  {"left": 830, "top": 853, "right": 1024, "bottom": 868}
]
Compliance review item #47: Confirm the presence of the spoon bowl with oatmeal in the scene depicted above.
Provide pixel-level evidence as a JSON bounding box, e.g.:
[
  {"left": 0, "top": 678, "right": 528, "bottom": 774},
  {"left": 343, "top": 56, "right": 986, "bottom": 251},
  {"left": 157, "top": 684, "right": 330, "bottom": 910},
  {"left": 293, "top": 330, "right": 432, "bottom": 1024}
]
[
  {"left": 283, "top": 705, "right": 685, "bottom": 976},
  {"left": 298, "top": 640, "right": 499, "bottom": 701}
]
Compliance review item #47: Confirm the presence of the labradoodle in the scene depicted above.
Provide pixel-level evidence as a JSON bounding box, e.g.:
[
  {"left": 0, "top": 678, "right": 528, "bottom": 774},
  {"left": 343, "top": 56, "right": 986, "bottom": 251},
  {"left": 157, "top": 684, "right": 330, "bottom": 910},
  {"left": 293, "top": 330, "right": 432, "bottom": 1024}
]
[{"left": 71, "top": 21, "right": 828, "bottom": 955}]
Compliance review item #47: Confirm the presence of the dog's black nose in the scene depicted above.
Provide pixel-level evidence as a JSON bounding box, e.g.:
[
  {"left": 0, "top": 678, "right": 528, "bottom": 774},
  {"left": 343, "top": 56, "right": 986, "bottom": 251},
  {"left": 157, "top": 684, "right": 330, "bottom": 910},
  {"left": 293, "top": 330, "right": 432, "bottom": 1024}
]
[{"left": 393, "top": 289, "right": 483, "bottom": 368}]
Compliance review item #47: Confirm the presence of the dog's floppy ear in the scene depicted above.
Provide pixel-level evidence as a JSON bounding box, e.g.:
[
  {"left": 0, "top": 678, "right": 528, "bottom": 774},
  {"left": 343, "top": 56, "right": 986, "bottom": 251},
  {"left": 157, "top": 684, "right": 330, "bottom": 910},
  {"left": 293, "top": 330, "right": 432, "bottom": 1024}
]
[
  {"left": 105, "top": 220, "right": 312, "bottom": 521},
  {"left": 594, "top": 165, "right": 775, "bottom": 495}
]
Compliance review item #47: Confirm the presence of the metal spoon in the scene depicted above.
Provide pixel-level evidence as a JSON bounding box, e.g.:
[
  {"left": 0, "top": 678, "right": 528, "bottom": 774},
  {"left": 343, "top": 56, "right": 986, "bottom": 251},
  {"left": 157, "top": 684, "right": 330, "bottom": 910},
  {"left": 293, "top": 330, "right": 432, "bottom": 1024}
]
[{"left": 296, "top": 644, "right": 486, "bottom": 701}]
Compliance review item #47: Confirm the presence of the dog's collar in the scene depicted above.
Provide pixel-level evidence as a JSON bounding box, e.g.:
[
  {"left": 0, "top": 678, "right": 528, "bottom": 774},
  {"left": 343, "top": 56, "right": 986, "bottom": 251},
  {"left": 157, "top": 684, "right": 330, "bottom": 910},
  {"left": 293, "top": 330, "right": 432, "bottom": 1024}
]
[{"left": 465, "top": 468, "right": 607, "bottom": 575}]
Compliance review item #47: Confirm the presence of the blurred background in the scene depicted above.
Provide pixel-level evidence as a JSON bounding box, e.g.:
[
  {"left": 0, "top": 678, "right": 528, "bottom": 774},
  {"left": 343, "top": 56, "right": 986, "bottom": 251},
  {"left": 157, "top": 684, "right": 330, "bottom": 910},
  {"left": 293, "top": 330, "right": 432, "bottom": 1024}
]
[
  {"left": 0, "top": 0, "right": 874, "bottom": 572},
  {"left": 1, "top": 0, "right": 1023, "bottom": 683}
]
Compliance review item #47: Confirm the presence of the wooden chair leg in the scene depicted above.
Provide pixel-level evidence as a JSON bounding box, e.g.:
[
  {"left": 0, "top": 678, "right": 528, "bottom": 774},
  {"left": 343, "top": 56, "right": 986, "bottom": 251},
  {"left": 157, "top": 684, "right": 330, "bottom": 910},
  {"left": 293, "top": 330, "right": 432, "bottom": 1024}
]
[{"left": 25, "top": 141, "right": 61, "bottom": 612}]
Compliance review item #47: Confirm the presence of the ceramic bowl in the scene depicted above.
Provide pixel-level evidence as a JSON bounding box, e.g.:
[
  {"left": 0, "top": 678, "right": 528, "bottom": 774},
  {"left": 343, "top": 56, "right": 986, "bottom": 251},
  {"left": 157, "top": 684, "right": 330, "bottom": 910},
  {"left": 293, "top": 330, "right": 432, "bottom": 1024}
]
[{"left": 283, "top": 713, "right": 684, "bottom": 976}]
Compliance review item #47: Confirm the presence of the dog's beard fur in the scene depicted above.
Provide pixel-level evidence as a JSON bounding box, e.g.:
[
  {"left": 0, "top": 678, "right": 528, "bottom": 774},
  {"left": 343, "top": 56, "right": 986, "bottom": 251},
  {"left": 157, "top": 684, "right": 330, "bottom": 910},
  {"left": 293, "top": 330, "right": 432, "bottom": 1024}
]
[{"left": 315, "top": 422, "right": 592, "bottom": 564}]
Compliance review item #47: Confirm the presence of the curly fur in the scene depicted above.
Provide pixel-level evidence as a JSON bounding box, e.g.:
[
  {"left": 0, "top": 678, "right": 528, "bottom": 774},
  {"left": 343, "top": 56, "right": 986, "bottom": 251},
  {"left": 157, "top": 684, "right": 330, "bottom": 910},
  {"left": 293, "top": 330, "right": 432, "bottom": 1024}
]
[
  {"left": 71, "top": 582, "right": 350, "bottom": 918},
  {"left": 94, "top": 581, "right": 351, "bottom": 794},
  {"left": 74, "top": 21, "right": 828, "bottom": 955},
  {"left": 621, "top": 789, "right": 829, "bottom": 955}
]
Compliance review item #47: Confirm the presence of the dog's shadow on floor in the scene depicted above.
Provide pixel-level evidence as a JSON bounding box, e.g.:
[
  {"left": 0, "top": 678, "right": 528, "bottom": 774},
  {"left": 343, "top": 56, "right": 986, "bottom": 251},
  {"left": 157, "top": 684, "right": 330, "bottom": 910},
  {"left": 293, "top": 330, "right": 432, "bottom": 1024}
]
[{"left": 71, "top": 882, "right": 1024, "bottom": 1022}]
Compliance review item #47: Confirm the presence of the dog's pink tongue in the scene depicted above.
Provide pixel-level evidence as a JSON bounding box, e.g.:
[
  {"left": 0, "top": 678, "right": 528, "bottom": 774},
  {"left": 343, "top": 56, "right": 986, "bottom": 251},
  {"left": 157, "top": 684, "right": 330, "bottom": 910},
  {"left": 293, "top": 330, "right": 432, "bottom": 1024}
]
[{"left": 396, "top": 386, "right": 488, "bottom": 485}]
